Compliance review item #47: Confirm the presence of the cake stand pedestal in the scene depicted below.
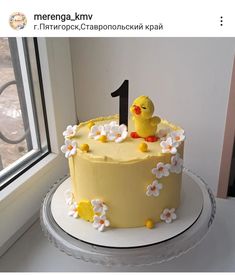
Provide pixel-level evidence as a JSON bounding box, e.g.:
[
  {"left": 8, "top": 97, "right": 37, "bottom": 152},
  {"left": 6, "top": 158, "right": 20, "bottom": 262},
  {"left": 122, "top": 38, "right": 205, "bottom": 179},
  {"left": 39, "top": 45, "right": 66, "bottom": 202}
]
[{"left": 40, "top": 168, "right": 216, "bottom": 266}]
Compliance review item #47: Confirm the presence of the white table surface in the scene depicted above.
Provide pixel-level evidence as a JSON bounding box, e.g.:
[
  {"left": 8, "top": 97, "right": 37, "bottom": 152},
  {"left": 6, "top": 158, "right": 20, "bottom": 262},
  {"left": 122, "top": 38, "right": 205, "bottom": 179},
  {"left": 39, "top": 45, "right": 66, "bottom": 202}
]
[{"left": 0, "top": 197, "right": 235, "bottom": 272}]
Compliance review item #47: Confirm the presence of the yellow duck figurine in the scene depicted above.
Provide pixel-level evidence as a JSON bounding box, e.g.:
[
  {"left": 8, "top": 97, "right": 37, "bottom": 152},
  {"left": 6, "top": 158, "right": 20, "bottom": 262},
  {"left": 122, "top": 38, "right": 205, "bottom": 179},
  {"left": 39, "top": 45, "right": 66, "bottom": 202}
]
[{"left": 130, "top": 96, "right": 161, "bottom": 142}]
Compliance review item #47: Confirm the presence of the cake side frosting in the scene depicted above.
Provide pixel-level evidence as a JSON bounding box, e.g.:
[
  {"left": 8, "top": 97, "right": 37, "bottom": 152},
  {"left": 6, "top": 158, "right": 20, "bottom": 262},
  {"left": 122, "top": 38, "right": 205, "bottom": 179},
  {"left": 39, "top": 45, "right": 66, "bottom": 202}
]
[
  {"left": 63, "top": 115, "right": 184, "bottom": 228},
  {"left": 61, "top": 95, "right": 186, "bottom": 231}
]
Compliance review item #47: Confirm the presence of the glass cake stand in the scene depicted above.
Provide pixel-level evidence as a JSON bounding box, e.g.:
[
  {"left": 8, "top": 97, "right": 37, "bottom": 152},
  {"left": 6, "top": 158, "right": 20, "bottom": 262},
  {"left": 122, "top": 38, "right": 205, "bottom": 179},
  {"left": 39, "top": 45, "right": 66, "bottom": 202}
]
[{"left": 40, "top": 168, "right": 216, "bottom": 266}]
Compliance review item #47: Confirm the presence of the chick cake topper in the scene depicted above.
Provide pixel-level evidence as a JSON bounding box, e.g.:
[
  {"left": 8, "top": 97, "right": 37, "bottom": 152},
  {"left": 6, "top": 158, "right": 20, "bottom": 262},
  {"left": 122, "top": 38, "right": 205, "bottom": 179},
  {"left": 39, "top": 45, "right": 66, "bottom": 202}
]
[
  {"left": 130, "top": 96, "right": 161, "bottom": 142},
  {"left": 110, "top": 80, "right": 161, "bottom": 142}
]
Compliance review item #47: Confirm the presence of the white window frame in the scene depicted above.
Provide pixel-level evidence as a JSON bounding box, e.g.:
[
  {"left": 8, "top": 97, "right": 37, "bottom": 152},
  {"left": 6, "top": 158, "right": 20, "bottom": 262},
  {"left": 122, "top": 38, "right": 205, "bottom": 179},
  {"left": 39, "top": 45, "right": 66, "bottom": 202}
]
[
  {"left": 0, "top": 38, "right": 77, "bottom": 256},
  {"left": 17, "top": 38, "right": 38, "bottom": 149}
]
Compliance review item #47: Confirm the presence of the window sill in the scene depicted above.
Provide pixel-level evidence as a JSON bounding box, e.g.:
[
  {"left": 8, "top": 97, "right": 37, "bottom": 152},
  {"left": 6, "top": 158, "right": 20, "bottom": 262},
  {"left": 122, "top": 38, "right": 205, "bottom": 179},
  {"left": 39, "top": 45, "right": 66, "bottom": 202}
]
[
  {"left": 0, "top": 152, "right": 64, "bottom": 204},
  {"left": 0, "top": 152, "right": 68, "bottom": 253},
  {"left": 0, "top": 153, "right": 68, "bottom": 256}
]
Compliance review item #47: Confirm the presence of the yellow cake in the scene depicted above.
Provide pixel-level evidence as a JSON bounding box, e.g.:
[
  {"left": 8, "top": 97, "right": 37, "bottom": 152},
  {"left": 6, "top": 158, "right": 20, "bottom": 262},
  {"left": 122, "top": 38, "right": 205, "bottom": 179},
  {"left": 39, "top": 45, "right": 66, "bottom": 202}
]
[{"left": 61, "top": 107, "right": 185, "bottom": 231}]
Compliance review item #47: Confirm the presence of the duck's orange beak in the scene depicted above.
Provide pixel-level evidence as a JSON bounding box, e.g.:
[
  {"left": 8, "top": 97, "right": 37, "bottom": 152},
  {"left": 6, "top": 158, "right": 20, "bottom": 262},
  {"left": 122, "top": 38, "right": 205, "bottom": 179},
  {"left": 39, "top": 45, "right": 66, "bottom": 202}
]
[{"left": 134, "top": 105, "right": 141, "bottom": 115}]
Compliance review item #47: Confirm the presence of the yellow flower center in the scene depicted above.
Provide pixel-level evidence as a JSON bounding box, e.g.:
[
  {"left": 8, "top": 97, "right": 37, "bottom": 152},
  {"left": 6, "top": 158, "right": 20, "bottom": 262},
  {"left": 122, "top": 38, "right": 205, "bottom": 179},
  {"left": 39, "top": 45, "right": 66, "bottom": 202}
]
[
  {"left": 116, "top": 133, "right": 121, "bottom": 138},
  {"left": 96, "top": 131, "right": 101, "bottom": 135},
  {"left": 67, "top": 145, "right": 73, "bottom": 151},
  {"left": 99, "top": 220, "right": 105, "bottom": 225},
  {"left": 166, "top": 212, "right": 171, "bottom": 218},
  {"left": 175, "top": 136, "right": 180, "bottom": 141},
  {"left": 158, "top": 167, "right": 164, "bottom": 171},
  {"left": 167, "top": 145, "right": 173, "bottom": 150},
  {"left": 151, "top": 186, "right": 156, "bottom": 191}
]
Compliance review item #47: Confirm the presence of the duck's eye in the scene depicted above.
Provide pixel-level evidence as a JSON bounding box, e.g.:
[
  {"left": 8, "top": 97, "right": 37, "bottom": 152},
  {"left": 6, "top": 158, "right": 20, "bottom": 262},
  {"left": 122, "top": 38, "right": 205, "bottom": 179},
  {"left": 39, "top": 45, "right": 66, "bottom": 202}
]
[{"left": 141, "top": 106, "right": 147, "bottom": 109}]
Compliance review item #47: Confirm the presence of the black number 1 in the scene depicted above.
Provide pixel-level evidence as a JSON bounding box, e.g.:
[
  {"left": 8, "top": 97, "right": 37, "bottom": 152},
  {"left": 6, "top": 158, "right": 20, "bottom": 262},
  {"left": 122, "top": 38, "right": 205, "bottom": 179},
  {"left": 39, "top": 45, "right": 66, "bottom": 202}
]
[{"left": 111, "top": 80, "right": 129, "bottom": 127}]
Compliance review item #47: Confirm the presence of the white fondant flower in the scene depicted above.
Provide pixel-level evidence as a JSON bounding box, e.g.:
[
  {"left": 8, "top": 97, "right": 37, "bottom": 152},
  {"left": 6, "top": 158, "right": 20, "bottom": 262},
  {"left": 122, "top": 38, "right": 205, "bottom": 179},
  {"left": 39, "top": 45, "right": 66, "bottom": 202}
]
[
  {"left": 146, "top": 180, "right": 163, "bottom": 197},
  {"left": 63, "top": 125, "right": 77, "bottom": 137},
  {"left": 160, "top": 208, "right": 177, "bottom": 223},
  {"left": 160, "top": 137, "right": 179, "bottom": 154},
  {"left": 151, "top": 162, "right": 170, "bottom": 179},
  {"left": 91, "top": 199, "right": 108, "bottom": 214},
  {"left": 61, "top": 139, "right": 77, "bottom": 158},
  {"left": 170, "top": 153, "right": 183, "bottom": 174},
  {"left": 64, "top": 189, "right": 74, "bottom": 205},
  {"left": 68, "top": 202, "right": 79, "bottom": 218},
  {"left": 158, "top": 127, "right": 172, "bottom": 140},
  {"left": 107, "top": 124, "right": 128, "bottom": 143},
  {"left": 92, "top": 214, "right": 110, "bottom": 232},
  {"left": 88, "top": 125, "right": 106, "bottom": 140},
  {"left": 169, "top": 130, "right": 185, "bottom": 144},
  {"left": 104, "top": 121, "right": 119, "bottom": 132}
]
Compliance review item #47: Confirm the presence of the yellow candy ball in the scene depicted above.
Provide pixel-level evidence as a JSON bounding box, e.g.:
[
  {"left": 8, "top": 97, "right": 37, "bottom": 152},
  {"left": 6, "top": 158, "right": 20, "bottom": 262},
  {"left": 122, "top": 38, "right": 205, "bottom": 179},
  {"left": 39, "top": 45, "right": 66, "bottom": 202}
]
[
  {"left": 87, "top": 121, "right": 95, "bottom": 129},
  {"left": 145, "top": 219, "right": 154, "bottom": 229},
  {"left": 99, "top": 135, "right": 107, "bottom": 143},
  {"left": 139, "top": 142, "right": 148, "bottom": 152},
  {"left": 80, "top": 143, "right": 89, "bottom": 152}
]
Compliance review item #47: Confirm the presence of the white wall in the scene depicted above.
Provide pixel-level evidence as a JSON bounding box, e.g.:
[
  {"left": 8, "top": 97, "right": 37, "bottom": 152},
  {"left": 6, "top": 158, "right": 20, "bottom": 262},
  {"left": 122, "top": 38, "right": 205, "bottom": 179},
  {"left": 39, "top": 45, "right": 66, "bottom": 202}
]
[{"left": 70, "top": 38, "right": 235, "bottom": 194}]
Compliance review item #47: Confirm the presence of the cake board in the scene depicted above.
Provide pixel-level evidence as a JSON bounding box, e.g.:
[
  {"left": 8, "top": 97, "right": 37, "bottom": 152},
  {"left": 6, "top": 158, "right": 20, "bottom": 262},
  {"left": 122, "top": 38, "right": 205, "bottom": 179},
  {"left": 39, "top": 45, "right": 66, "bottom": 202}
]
[{"left": 40, "top": 168, "right": 216, "bottom": 266}]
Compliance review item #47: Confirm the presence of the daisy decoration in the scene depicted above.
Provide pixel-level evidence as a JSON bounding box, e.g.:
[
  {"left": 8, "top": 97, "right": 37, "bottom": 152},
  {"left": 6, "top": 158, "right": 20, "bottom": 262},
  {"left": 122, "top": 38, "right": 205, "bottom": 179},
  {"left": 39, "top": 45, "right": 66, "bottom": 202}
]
[
  {"left": 92, "top": 214, "right": 110, "bottom": 232},
  {"left": 160, "top": 208, "right": 177, "bottom": 223},
  {"left": 61, "top": 139, "right": 77, "bottom": 158},
  {"left": 170, "top": 130, "right": 185, "bottom": 144},
  {"left": 68, "top": 203, "right": 79, "bottom": 218},
  {"left": 63, "top": 125, "right": 77, "bottom": 137},
  {"left": 107, "top": 124, "right": 128, "bottom": 143},
  {"left": 170, "top": 153, "right": 183, "bottom": 174},
  {"left": 151, "top": 162, "right": 170, "bottom": 178},
  {"left": 91, "top": 199, "right": 108, "bottom": 214},
  {"left": 160, "top": 137, "right": 179, "bottom": 154},
  {"left": 88, "top": 125, "right": 106, "bottom": 140},
  {"left": 146, "top": 180, "right": 163, "bottom": 197}
]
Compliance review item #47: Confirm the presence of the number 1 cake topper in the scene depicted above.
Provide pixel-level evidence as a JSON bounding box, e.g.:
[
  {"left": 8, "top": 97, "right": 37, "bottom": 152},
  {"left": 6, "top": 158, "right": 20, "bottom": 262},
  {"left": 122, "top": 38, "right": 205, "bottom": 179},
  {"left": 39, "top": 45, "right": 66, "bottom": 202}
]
[{"left": 111, "top": 80, "right": 129, "bottom": 128}]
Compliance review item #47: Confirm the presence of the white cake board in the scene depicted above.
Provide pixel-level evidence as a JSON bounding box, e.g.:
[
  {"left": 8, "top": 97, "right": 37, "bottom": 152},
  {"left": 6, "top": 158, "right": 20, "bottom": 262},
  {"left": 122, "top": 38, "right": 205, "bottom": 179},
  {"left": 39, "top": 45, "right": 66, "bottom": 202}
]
[{"left": 51, "top": 173, "right": 203, "bottom": 248}]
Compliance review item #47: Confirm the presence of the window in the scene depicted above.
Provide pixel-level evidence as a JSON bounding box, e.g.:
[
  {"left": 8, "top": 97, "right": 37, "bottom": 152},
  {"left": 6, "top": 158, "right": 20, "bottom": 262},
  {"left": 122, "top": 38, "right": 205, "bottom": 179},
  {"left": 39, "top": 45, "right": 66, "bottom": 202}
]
[
  {"left": 0, "top": 38, "right": 50, "bottom": 190},
  {"left": 0, "top": 38, "right": 75, "bottom": 257}
]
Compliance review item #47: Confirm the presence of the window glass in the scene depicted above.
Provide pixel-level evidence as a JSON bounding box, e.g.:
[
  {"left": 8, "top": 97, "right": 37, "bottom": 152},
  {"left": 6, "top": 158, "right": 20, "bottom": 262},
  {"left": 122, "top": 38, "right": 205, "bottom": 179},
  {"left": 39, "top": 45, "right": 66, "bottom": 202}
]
[{"left": 0, "top": 38, "right": 50, "bottom": 190}]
